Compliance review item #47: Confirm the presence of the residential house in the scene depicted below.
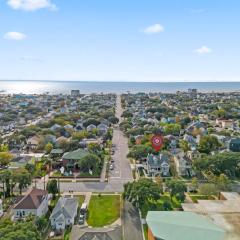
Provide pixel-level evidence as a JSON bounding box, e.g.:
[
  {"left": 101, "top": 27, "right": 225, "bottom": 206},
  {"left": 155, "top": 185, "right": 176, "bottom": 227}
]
[
  {"left": 145, "top": 153, "right": 170, "bottom": 177},
  {"left": 216, "top": 119, "right": 234, "bottom": 129},
  {"left": 64, "top": 124, "right": 74, "bottom": 130},
  {"left": 173, "top": 150, "right": 193, "bottom": 177},
  {"left": 50, "top": 197, "right": 78, "bottom": 231},
  {"left": 62, "top": 149, "right": 89, "bottom": 171},
  {"left": 97, "top": 123, "right": 108, "bottom": 135},
  {"left": 86, "top": 124, "right": 97, "bottom": 132},
  {"left": 13, "top": 188, "right": 49, "bottom": 219},
  {"left": 70, "top": 225, "right": 122, "bottom": 240},
  {"left": 187, "top": 150, "right": 201, "bottom": 160},
  {"left": 50, "top": 124, "right": 61, "bottom": 131},
  {"left": 27, "top": 136, "right": 41, "bottom": 150},
  {"left": 229, "top": 138, "right": 240, "bottom": 152}
]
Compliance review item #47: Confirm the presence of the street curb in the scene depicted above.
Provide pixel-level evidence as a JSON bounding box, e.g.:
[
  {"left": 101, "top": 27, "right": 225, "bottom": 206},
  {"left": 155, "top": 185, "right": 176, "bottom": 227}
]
[{"left": 138, "top": 209, "right": 145, "bottom": 240}]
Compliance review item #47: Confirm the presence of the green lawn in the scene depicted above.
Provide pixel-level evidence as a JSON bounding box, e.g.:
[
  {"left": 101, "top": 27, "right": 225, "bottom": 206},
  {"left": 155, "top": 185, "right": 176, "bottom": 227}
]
[
  {"left": 143, "top": 224, "right": 148, "bottom": 240},
  {"left": 87, "top": 195, "right": 120, "bottom": 227},
  {"left": 140, "top": 193, "right": 181, "bottom": 218},
  {"left": 78, "top": 195, "right": 85, "bottom": 206},
  {"left": 189, "top": 194, "right": 215, "bottom": 203},
  {"left": 161, "top": 193, "right": 182, "bottom": 208}
]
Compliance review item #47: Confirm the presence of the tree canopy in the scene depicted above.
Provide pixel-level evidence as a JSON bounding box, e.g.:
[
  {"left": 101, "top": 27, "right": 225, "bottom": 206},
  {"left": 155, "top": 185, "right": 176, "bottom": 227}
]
[
  {"left": 198, "top": 135, "right": 221, "bottom": 154},
  {"left": 123, "top": 178, "right": 161, "bottom": 207},
  {"left": 166, "top": 179, "right": 187, "bottom": 202},
  {"left": 193, "top": 152, "right": 240, "bottom": 178}
]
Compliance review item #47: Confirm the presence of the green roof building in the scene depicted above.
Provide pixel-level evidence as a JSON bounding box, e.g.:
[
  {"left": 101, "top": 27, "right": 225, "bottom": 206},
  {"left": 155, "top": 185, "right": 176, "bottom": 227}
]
[
  {"left": 146, "top": 211, "right": 225, "bottom": 240},
  {"left": 62, "top": 149, "right": 89, "bottom": 170}
]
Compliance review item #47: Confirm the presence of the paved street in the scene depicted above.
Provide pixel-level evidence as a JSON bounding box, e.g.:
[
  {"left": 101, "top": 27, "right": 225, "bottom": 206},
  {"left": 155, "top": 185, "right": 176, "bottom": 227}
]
[
  {"left": 122, "top": 201, "right": 144, "bottom": 240},
  {"left": 109, "top": 95, "right": 133, "bottom": 182}
]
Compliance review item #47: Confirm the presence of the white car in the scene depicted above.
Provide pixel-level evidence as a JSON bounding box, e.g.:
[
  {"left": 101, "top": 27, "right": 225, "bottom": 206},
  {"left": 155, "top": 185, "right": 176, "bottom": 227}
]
[{"left": 110, "top": 164, "right": 114, "bottom": 170}]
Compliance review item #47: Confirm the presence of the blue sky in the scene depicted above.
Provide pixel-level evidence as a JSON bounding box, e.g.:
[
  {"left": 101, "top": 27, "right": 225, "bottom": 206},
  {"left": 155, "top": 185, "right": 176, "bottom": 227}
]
[{"left": 0, "top": 0, "right": 240, "bottom": 82}]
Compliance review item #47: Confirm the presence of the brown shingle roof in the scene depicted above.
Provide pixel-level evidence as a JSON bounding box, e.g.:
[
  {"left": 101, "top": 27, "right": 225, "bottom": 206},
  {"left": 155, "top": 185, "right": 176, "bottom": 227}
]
[{"left": 14, "top": 188, "right": 48, "bottom": 210}]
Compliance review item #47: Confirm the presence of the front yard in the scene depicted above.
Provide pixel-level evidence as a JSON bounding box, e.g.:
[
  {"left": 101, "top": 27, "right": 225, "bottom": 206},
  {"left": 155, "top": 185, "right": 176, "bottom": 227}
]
[{"left": 87, "top": 195, "right": 120, "bottom": 227}]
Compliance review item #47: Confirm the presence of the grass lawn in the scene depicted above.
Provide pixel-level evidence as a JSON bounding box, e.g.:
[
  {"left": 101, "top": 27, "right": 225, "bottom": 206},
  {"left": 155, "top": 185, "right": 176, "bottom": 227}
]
[
  {"left": 141, "top": 193, "right": 182, "bottom": 218},
  {"left": 189, "top": 194, "right": 215, "bottom": 203},
  {"left": 87, "top": 195, "right": 120, "bottom": 227},
  {"left": 78, "top": 195, "right": 85, "bottom": 206},
  {"left": 143, "top": 224, "right": 148, "bottom": 240},
  {"left": 161, "top": 193, "right": 182, "bottom": 208},
  {"left": 64, "top": 227, "right": 71, "bottom": 240}
]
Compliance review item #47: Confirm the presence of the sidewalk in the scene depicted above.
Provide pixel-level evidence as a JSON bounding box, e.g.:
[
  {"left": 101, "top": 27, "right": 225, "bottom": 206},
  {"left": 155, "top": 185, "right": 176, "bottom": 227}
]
[{"left": 100, "top": 159, "right": 107, "bottom": 182}]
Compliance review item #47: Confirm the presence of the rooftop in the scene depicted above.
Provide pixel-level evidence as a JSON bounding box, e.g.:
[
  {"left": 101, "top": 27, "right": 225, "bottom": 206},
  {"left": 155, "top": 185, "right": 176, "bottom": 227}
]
[{"left": 146, "top": 211, "right": 225, "bottom": 240}]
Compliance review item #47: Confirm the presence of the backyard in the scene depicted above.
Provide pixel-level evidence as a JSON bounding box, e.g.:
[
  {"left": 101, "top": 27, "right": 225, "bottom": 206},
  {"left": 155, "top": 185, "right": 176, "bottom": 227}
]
[{"left": 87, "top": 195, "right": 120, "bottom": 227}]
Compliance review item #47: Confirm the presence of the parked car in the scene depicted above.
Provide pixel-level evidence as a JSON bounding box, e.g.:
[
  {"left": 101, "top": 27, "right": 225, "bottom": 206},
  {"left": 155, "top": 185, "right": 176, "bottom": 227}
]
[
  {"left": 110, "top": 164, "right": 114, "bottom": 170},
  {"left": 79, "top": 203, "right": 87, "bottom": 225}
]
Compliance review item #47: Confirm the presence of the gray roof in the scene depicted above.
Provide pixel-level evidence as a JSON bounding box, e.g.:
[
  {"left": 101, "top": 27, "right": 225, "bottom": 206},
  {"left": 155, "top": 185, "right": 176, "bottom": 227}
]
[
  {"left": 147, "top": 153, "right": 169, "bottom": 168},
  {"left": 50, "top": 197, "right": 78, "bottom": 220},
  {"left": 70, "top": 226, "right": 122, "bottom": 240}
]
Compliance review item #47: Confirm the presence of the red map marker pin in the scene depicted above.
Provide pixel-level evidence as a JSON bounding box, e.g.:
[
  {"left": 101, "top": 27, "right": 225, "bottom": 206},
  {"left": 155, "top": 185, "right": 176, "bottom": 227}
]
[{"left": 151, "top": 135, "right": 164, "bottom": 152}]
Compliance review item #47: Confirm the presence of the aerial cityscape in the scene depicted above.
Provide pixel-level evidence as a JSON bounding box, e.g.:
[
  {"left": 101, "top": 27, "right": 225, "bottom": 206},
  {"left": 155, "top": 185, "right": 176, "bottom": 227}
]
[{"left": 1, "top": 0, "right": 240, "bottom": 240}]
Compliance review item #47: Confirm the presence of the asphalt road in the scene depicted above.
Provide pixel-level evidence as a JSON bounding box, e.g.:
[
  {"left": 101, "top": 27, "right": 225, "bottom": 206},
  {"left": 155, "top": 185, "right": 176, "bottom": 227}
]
[
  {"left": 122, "top": 201, "right": 144, "bottom": 240},
  {"left": 108, "top": 95, "right": 133, "bottom": 182}
]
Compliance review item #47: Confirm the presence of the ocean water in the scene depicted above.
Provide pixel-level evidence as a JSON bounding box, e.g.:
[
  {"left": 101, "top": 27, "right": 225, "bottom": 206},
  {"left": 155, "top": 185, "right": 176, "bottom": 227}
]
[{"left": 0, "top": 80, "right": 240, "bottom": 94}]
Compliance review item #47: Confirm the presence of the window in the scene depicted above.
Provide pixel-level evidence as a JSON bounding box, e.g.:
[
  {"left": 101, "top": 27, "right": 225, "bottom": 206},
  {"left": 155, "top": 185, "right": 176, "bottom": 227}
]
[{"left": 22, "top": 211, "right": 25, "bottom": 216}]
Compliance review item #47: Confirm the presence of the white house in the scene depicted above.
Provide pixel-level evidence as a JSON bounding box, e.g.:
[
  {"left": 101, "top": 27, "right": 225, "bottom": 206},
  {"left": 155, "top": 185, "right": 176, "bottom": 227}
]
[
  {"left": 173, "top": 150, "right": 193, "bottom": 177},
  {"left": 50, "top": 197, "right": 78, "bottom": 231},
  {"left": 13, "top": 188, "right": 49, "bottom": 219}
]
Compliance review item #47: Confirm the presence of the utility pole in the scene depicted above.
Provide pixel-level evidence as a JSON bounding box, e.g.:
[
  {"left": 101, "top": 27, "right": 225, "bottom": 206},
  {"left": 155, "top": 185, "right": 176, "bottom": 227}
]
[{"left": 58, "top": 177, "right": 60, "bottom": 196}]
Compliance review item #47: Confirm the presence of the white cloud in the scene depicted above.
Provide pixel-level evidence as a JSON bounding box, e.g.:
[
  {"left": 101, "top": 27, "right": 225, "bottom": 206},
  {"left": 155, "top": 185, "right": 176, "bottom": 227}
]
[
  {"left": 143, "top": 24, "right": 164, "bottom": 34},
  {"left": 195, "top": 46, "right": 212, "bottom": 55},
  {"left": 4, "top": 31, "right": 26, "bottom": 40},
  {"left": 7, "top": 0, "right": 57, "bottom": 11}
]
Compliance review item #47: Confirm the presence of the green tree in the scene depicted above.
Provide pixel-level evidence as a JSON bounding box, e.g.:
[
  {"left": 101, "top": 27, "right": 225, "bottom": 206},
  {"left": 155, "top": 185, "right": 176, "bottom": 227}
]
[
  {"left": 166, "top": 179, "right": 187, "bottom": 202},
  {"left": 0, "top": 144, "right": 9, "bottom": 152},
  {"left": 0, "top": 170, "right": 11, "bottom": 198},
  {"left": 0, "top": 152, "right": 12, "bottom": 166},
  {"left": 155, "top": 176, "right": 163, "bottom": 193},
  {"left": 216, "top": 174, "right": 230, "bottom": 191},
  {"left": 108, "top": 116, "right": 119, "bottom": 124},
  {"left": 87, "top": 143, "right": 101, "bottom": 153},
  {"left": 162, "top": 200, "right": 173, "bottom": 211},
  {"left": 44, "top": 142, "right": 53, "bottom": 154},
  {"left": 179, "top": 140, "right": 190, "bottom": 152},
  {"left": 35, "top": 216, "right": 48, "bottom": 232},
  {"left": 123, "top": 178, "right": 161, "bottom": 208},
  {"left": 0, "top": 220, "right": 40, "bottom": 240},
  {"left": 190, "top": 177, "right": 198, "bottom": 192},
  {"left": 193, "top": 152, "right": 240, "bottom": 178},
  {"left": 199, "top": 183, "right": 218, "bottom": 196},
  {"left": 198, "top": 135, "right": 221, "bottom": 154},
  {"left": 78, "top": 154, "right": 102, "bottom": 174},
  {"left": 164, "top": 123, "right": 181, "bottom": 136},
  {"left": 12, "top": 168, "right": 32, "bottom": 194},
  {"left": 46, "top": 179, "right": 58, "bottom": 200},
  {"left": 127, "top": 145, "right": 153, "bottom": 160}
]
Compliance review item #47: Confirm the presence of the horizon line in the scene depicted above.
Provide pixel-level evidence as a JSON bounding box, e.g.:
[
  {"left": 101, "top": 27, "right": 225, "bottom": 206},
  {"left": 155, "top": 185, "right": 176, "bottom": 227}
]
[{"left": 1, "top": 79, "right": 240, "bottom": 83}]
